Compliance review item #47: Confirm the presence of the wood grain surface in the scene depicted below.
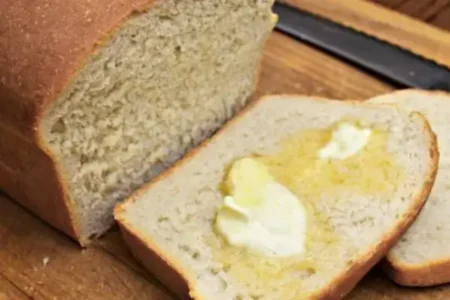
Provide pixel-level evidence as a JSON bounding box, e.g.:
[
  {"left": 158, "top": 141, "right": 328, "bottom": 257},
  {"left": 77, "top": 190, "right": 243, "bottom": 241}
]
[
  {"left": 374, "top": 0, "right": 450, "bottom": 30},
  {"left": 281, "top": 0, "right": 450, "bottom": 69},
  {"left": 1, "top": 1, "right": 449, "bottom": 299},
  {"left": 0, "top": 274, "right": 29, "bottom": 300}
]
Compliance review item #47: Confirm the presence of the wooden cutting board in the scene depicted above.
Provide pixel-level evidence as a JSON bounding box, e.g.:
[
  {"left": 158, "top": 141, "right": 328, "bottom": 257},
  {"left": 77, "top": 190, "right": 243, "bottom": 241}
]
[{"left": 1, "top": 1, "right": 450, "bottom": 299}]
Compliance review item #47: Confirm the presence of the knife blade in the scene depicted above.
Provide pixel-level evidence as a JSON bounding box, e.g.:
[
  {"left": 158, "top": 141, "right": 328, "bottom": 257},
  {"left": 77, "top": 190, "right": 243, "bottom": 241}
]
[{"left": 273, "top": 2, "right": 450, "bottom": 91}]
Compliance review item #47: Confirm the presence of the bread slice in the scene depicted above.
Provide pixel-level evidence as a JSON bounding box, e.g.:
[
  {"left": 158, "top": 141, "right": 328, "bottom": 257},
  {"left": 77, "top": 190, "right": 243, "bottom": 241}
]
[
  {"left": 0, "top": 0, "right": 275, "bottom": 244},
  {"left": 115, "top": 95, "right": 438, "bottom": 300},
  {"left": 369, "top": 89, "right": 450, "bottom": 287}
]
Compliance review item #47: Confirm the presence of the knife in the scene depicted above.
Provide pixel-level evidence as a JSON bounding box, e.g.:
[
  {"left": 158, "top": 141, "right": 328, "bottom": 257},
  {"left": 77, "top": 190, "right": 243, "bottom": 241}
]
[{"left": 273, "top": 2, "right": 450, "bottom": 91}]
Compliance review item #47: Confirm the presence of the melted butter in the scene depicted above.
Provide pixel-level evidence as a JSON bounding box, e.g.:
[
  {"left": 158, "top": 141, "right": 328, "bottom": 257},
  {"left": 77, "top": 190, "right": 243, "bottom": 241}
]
[
  {"left": 259, "top": 122, "right": 403, "bottom": 200},
  {"left": 209, "top": 120, "right": 404, "bottom": 296}
]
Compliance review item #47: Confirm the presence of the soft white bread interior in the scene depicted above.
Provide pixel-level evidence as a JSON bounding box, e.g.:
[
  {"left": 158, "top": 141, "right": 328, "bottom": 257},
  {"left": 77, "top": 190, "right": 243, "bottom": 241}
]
[
  {"left": 369, "top": 90, "right": 450, "bottom": 287},
  {"left": 40, "top": 0, "right": 275, "bottom": 242},
  {"left": 115, "top": 95, "right": 438, "bottom": 300}
]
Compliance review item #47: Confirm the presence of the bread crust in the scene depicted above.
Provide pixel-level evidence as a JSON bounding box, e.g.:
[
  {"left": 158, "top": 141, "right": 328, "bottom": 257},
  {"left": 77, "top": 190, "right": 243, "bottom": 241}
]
[
  {"left": 0, "top": 0, "right": 154, "bottom": 244},
  {"left": 369, "top": 89, "right": 450, "bottom": 287},
  {"left": 370, "top": 88, "right": 450, "bottom": 101},
  {"left": 0, "top": 0, "right": 153, "bottom": 140},
  {"left": 115, "top": 97, "right": 439, "bottom": 299},
  {"left": 0, "top": 126, "right": 80, "bottom": 240},
  {"left": 381, "top": 257, "right": 450, "bottom": 287}
]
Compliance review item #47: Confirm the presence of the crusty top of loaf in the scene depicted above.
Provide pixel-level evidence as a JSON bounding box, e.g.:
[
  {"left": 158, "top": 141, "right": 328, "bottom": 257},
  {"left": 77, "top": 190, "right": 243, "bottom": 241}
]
[{"left": 0, "top": 0, "right": 153, "bottom": 140}]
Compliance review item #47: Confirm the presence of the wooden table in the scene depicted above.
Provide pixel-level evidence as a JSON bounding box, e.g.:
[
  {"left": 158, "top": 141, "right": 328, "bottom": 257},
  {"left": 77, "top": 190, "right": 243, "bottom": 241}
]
[
  {"left": 375, "top": 0, "right": 450, "bottom": 30},
  {"left": 1, "top": 1, "right": 450, "bottom": 299}
]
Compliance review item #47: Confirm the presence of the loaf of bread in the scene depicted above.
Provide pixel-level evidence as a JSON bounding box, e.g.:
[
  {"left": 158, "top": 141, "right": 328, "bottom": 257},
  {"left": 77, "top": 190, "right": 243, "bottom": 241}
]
[
  {"left": 115, "top": 95, "right": 438, "bottom": 300},
  {"left": 369, "top": 90, "right": 450, "bottom": 287},
  {"left": 0, "top": 0, "right": 276, "bottom": 244}
]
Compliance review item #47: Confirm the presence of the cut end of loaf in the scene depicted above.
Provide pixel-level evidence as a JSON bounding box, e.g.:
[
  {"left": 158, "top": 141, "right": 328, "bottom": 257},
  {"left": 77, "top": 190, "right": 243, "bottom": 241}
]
[
  {"left": 39, "top": 0, "right": 275, "bottom": 242},
  {"left": 115, "top": 95, "right": 438, "bottom": 300}
]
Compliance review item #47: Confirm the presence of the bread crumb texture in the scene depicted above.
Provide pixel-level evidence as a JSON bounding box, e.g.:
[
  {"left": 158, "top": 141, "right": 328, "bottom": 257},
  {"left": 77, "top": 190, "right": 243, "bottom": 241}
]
[
  {"left": 40, "top": 0, "right": 274, "bottom": 239},
  {"left": 120, "top": 97, "right": 432, "bottom": 300},
  {"left": 209, "top": 120, "right": 403, "bottom": 299}
]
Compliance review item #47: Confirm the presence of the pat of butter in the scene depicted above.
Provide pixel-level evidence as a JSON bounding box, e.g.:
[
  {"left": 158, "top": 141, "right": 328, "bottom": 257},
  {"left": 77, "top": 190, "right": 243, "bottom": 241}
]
[
  {"left": 215, "top": 158, "right": 307, "bottom": 257},
  {"left": 319, "top": 122, "right": 372, "bottom": 160}
]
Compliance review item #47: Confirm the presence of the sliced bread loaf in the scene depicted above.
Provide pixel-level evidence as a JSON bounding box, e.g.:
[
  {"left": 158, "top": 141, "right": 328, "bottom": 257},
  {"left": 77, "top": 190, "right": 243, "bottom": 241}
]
[
  {"left": 0, "top": 0, "right": 275, "bottom": 244},
  {"left": 369, "top": 90, "right": 450, "bottom": 287},
  {"left": 115, "top": 95, "right": 438, "bottom": 300}
]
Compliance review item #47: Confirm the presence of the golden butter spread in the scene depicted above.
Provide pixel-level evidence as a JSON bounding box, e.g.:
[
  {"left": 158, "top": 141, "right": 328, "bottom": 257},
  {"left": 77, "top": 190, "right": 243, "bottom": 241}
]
[{"left": 210, "top": 120, "right": 404, "bottom": 294}]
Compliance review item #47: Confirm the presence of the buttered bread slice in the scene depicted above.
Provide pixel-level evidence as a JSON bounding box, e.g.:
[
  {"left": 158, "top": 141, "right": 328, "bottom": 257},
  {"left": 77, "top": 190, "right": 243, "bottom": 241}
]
[{"left": 115, "top": 95, "right": 438, "bottom": 300}]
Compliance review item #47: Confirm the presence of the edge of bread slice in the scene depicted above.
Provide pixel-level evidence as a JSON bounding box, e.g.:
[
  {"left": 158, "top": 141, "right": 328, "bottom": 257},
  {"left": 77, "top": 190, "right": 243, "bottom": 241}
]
[
  {"left": 115, "top": 95, "right": 438, "bottom": 299},
  {"left": 369, "top": 89, "right": 450, "bottom": 287}
]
